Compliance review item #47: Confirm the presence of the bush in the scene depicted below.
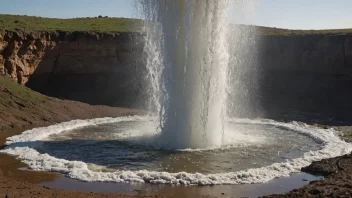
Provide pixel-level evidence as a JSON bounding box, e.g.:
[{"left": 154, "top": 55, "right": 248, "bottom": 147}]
[{"left": 98, "top": 15, "right": 102, "bottom": 18}]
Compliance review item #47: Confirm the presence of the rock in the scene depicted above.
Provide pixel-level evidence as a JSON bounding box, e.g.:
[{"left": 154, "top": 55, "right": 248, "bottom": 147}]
[
  {"left": 4, "top": 59, "right": 17, "bottom": 80},
  {"left": 0, "top": 56, "right": 5, "bottom": 75},
  {"left": 301, "top": 157, "right": 341, "bottom": 176},
  {"left": 309, "top": 189, "right": 321, "bottom": 195}
]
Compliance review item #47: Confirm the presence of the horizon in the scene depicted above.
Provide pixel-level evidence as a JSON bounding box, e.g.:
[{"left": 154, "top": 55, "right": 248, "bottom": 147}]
[
  {"left": 1, "top": 13, "right": 351, "bottom": 31},
  {"left": 1, "top": 0, "right": 352, "bottom": 30}
]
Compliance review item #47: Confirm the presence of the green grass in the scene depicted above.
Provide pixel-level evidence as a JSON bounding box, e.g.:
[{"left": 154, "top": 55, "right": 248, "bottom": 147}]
[
  {"left": 0, "top": 77, "right": 46, "bottom": 108},
  {"left": 234, "top": 24, "right": 352, "bottom": 36},
  {"left": 0, "top": 14, "right": 143, "bottom": 33},
  {"left": 254, "top": 25, "right": 352, "bottom": 36},
  {"left": 1, "top": 14, "right": 352, "bottom": 35}
]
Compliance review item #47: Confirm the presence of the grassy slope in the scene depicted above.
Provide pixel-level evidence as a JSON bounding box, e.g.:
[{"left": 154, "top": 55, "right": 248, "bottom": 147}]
[
  {"left": 0, "top": 77, "right": 46, "bottom": 110},
  {"left": 1, "top": 14, "right": 352, "bottom": 35},
  {"left": 0, "top": 14, "right": 143, "bottom": 33},
  {"left": 0, "top": 76, "right": 141, "bottom": 132},
  {"left": 255, "top": 25, "right": 352, "bottom": 36},
  {"left": 0, "top": 76, "right": 48, "bottom": 131}
]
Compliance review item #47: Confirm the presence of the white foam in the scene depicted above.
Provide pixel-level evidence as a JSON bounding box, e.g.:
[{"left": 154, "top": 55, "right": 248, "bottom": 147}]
[
  {"left": 4, "top": 116, "right": 149, "bottom": 144},
  {"left": 1, "top": 116, "right": 352, "bottom": 185}
]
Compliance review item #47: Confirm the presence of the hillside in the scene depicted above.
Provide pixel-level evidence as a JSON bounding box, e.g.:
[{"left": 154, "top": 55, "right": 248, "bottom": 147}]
[
  {"left": 0, "top": 14, "right": 143, "bottom": 33},
  {"left": 0, "top": 76, "right": 141, "bottom": 132},
  {"left": 254, "top": 25, "right": 352, "bottom": 36},
  {"left": 1, "top": 14, "right": 352, "bottom": 35}
]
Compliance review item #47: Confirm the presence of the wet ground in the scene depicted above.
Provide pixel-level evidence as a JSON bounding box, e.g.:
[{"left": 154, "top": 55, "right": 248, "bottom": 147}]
[{"left": 41, "top": 172, "right": 322, "bottom": 198}]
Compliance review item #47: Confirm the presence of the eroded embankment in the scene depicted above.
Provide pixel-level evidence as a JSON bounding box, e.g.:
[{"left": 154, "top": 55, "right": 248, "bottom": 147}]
[{"left": 0, "top": 30, "right": 146, "bottom": 108}]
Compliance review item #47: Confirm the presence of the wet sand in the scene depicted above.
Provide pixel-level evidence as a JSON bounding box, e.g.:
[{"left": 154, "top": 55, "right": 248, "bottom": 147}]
[
  {"left": 0, "top": 126, "right": 58, "bottom": 184},
  {"left": 41, "top": 173, "right": 322, "bottom": 198}
]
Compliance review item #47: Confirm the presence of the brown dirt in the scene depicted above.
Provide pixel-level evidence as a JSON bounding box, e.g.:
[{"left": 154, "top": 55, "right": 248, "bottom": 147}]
[{"left": 0, "top": 175, "right": 158, "bottom": 198}]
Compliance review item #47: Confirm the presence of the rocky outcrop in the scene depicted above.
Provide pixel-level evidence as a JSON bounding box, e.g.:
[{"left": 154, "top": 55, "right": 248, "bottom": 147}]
[
  {"left": 0, "top": 31, "right": 144, "bottom": 83},
  {"left": 0, "top": 30, "right": 146, "bottom": 108},
  {"left": 0, "top": 30, "right": 56, "bottom": 84}
]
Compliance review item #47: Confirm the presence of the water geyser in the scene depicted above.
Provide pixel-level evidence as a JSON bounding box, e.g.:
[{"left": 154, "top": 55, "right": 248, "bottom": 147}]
[{"left": 140, "top": 0, "right": 231, "bottom": 149}]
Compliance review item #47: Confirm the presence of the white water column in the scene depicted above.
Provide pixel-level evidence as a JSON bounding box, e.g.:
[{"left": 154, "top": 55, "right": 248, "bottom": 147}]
[{"left": 140, "top": 0, "right": 230, "bottom": 148}]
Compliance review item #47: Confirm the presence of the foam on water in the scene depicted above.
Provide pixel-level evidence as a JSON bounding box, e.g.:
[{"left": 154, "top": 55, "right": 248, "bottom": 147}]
[{"left": 2, "top": 116, "right": 352, "bottom": 185}]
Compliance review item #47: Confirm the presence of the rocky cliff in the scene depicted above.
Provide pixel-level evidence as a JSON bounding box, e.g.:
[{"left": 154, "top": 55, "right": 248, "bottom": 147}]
[
  {"left": 260, "top": 34, "right": 352, "bottom": 73},
  {"left": 257, "top": 34, "right": 352, "bottom": 124},
  {"left": 1, "top": 30, "right": 352, "bottom": 124},
  {"left": 0, "top": 30, "right": 147, "bottom": 108}
]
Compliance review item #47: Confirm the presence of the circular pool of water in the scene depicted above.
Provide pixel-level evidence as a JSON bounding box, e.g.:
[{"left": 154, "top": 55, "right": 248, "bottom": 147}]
[
  {"left": 41, "top": 120, "right": 319, "bottom": 174},
  {"left": 2, "top": 116, "right": 351, "bottom": 185}
]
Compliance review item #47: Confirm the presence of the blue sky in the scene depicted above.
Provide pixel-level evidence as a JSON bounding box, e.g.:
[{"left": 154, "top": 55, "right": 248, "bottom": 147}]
[{"left": 0, "top": 0, "right": 351, "bottom": 30}]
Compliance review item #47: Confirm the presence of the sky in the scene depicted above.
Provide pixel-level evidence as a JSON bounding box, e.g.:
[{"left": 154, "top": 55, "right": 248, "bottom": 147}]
[{"left": 0, "top": 0, "right": 352, "bottom": 30}]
